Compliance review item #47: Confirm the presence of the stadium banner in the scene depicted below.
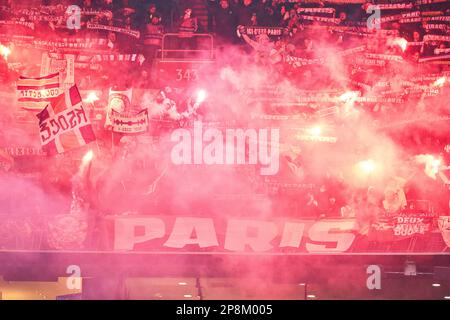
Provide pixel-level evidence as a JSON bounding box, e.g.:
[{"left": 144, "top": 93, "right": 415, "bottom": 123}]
[
  {"left": 0, "top": 20, "right": 34, "bottom": 30},
  {"left": 364, "top": 53, "right": 403, "bottom": 62},
  {"left": 415, "top": 0, "right": 450, "bottom": 5},
  {"left": 0, "top": 5, "right": 112, "bottom": 22},
  {"left": 40, "top": 53, "right": 75, "bottom": 89},
  {"left": 423, "top": 35, "right": 450, "bottom": 42},
  {"left": 92, "top": 53, "right": 139, "bottom": 62},
  {"left": 16, "top": 73, "right": 61, "bottom": 111},
  {"left": 0, "top": 146, "right": 45, "bottom": 157},
  {"left": 107, "top": 215, "right": 448, "bottom": 252},
  {"left": 399, "top": 17, "right": 423, "bottom": 23},
  {"left": 110, "top": 109, "right": 149, "bottom": 134},
  {"left": 297, "top": 7, "right": 335, "bottom": 14},
  {"left": 300, "top": 15, "right": 341, "bottom": 24},
  {"left": 380, "top": 11, "right": 421, "bottom": 24},
  {"left": 241, "top": 26, "right": 285, "bottom": 36},
  {"left": 105, "top": 88, "right": 133, "bottom": 127},
  {"left": 86, "top": 22, "right": 141, "bottom": 39},
  {"left": 107, "top": 88, "right": 133, "bottom": 113},
  {"left": 283, "top": 46, "right": 365, "bottom": 68},
  {"left": 426, "top": 16, "right": 450, "bottom": 22},
  {"left": 109, "top": 216, "right": 359, "bottom": 252},
  {"left": 36, "top": 85, "right": 96, "bottom": 155},
  {"left": 368, "top": 213, "right": 435, "bottom": 242},
  {"left": 0, "top": 214, "right": 448, "bottom": 252},
  {"left": 375, "top": 3, "right": 414, "bottom": 10},
  {"left": 33, "top": 38, "right": 109, "bottom": 50}
]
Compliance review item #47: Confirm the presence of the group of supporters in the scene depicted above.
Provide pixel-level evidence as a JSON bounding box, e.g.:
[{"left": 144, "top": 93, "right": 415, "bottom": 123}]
[
  {"left": 0, "top": 1, "right": 449, "bottom": 87},
  {"left": 0, "top": 0, "right": 448, "bottom": 227}
]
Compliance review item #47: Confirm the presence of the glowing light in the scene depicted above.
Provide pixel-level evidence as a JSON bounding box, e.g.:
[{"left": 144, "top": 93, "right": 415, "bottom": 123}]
[
  {"left": 444, "top": 296, "right": 450, "bottom": 300},
  {"left": 84, "top": 92, "right": 100, "bottom": 103},
  {"left": 178, "top": 282, "right": 188, "bottom": 286},
  {"left": 339, "top": 91, "right": 359, "bottom": 102},
  {"left": 307, "top": 294, "right": 316, "bottom": 299},
  {"left": 432, "top": 159, "right": 441, "bottom": 172},
  {"left": 0, "top": 43, "right": 11, "bottom": 61},
  {"left": 358, "top": 159, "right": 376, "bottom": 174},
  {"left": 433, "top": 76, "right": 446, "bottom": 87},
  {"left": 196, "top": 89, "right": 207, "bottom": 104},
  {"left": 183, "top": 294, "right": 193, "bottom": 298},
  {"left": 82, "top": 150, "right": 94, "bottom": 165},
  {"left": 432, "top": 283, "right": 441, "bottom": 287},
  {"left": 414, "top": 154, "right": 442, "bottom": 180},
  {"left": 308, "top": 126, "right": 322, "bottom": 137},
  {"left": 394, "top": 37, "right": 408, "bottom": 52}
]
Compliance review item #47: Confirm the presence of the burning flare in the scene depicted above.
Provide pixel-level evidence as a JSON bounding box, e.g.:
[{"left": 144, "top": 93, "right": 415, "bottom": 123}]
[
  {"left": 196, "top": 89, "right": 207, "bottom": 104},
  {"left": 307, "top": 126, "right": 322, "bottom": 136},
  {"left": 358, "top": 159, "right": 376, "bottom": 174},
  {"left": 414, "top": 154, "right": 442, "bottom": 180},
  {"left": 84, "top": 92, "right": 100, "bottom": 103},
  {"left": 0, "top": 43, "right": 11, "bottom": 61},
  {"left": 339, "top": 91, "right": 359, "bottom": 102},
  {"left": 432, "top": 76, "right": 446, "bottom": 87},
  {"left": 392, "top": 37, "right": 408, "bottom": 52},
  {"left": 82, "top": 150, "right": 94, "bottom": 166}
]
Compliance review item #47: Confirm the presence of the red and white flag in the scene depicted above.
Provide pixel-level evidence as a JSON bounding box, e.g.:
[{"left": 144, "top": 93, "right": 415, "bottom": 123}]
[
  {"left": 36, "top": 85, "right": 96, "bottom": 155},
  {"left": 17, "top": 73, "right": 61, "bottom": 111}
]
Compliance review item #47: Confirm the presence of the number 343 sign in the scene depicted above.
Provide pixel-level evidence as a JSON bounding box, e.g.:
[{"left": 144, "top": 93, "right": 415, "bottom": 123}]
[{"left": 153, "top": 60, "right": 214, "bottom": 86}]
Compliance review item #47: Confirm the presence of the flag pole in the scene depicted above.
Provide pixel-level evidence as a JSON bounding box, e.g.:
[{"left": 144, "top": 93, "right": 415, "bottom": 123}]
[{"left": 111, "top": 130, "right": 114, "bottom": 154}]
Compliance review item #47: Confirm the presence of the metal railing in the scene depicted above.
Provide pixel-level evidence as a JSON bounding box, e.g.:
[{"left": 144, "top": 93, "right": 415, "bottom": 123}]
[{"left": 159, "top": 33, "right": 214, "bottom": 61}]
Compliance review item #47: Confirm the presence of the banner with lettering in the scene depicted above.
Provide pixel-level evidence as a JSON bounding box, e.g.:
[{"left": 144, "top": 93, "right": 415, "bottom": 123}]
[
  {"left": 36, "top": 85, "right": 96, "bottom": 155},
  {"left": 0, "top": 20, "right": 35, "bottom": 30},
  {"left": 86, "top": 22, "right": 141, "bottom": 39},
  {"left": 32, "top": 38, "right": 109, "bottom": 50},
  {"left": 240, "top": 26, "right": 286, "bottom": 37},
  {"left": 0, "top": 213, "right": 447, "bottom": 252},
  {"left": 368, "top": 213, "right": 435, "bottom": 242},
  {"left": 16, "top": 73, "right": 61, "bottom": 111},
  {"left": 110, "top": 109, "right": 149, "bottom": 134},
  {"left": 109, "top": 216, "right": 359, "bottom": 253},
  {"left": 40, "top": 53, "right": 75, "bottom": 89}
]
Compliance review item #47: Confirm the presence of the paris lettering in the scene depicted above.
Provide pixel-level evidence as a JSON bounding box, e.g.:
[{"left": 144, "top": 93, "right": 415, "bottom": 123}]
[{"left": 113, "top": 216, "right": 357, "bottom": 253}]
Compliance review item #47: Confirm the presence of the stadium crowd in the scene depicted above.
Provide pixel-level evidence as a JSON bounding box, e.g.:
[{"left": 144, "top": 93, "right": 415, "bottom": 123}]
[{"left": 0, "top": 0, "right": 449, "bottom": 247}]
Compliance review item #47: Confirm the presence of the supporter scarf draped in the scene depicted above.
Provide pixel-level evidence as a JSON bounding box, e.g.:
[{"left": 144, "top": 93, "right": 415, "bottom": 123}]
[
  {"left": 32, "top": 38, "right": 109, "bottom": 50},
  {"left": 300, "top": 15, "right": 341, "bottom": 24},
  {"left": 86, "top": 22, "right": 141, "bottom": 39},
  {"left": 240, "top": 26, "right": 285, "bottom": 37},
  {"left": 297, "top": 8, "right": 335, "bottom": 14},
  {"left": 0, "top": 20, "right": 35, "bottom": 30}
]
